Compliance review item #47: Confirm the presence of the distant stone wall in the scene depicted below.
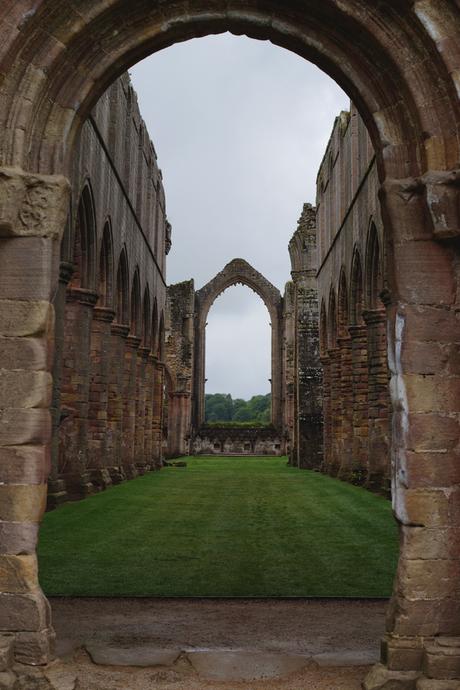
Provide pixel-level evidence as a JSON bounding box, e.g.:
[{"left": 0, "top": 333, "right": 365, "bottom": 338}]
[
  {"left": 193, "top": 259, "right": 284, "bottom": 431},
  {"left": 192, "top": 427, "right": 285, "bottom": 456}
]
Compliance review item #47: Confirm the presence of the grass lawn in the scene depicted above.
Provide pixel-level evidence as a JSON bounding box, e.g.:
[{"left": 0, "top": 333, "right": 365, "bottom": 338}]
[{"left": 38, "top": 456, "right": 398, "bottom": 597}]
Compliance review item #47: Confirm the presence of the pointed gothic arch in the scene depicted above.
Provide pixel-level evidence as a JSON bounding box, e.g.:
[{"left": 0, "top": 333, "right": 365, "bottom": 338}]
[
  {"left": 97, "top": 219, "right": 114, "bottom": 308},
  {"left": 71, "top": 183, "right": 97, "bottom": 291},
  {"left": 337, "top": 268, "right": 349, "bottom": 339},
  {"left": 327, "top": 287, "right": 337, "bottom": 350},
  {"left": 193, "top": 258, "right": 283, "bottom": 430},
  {"left": 365, "top": 221, "right": 383, "bottom": 310},
  {"left": 115, "top": 248, "right": 129, "bottom": 325},
  {"left": 141, "top": 286, "right": 151, "bottom": 349},
  {"left": 130, "top": 268, "right": 141, "bottom": 338},
  {"left": 350, "top": 247, "right": 364, "bottom": 326}
]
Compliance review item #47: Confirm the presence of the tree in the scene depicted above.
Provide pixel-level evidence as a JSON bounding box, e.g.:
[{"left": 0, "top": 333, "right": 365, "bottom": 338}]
[{"left": 204, "top": 393, "right": 271, "bottom": 425}]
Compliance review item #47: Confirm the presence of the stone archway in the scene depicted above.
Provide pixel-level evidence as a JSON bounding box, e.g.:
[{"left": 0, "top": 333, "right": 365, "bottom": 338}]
[
  {"left": 193, "top": 258, "right": 283, "bottom": 430},
  {"left": 0, "top": 2, "right": 459, "bottom": 685}
]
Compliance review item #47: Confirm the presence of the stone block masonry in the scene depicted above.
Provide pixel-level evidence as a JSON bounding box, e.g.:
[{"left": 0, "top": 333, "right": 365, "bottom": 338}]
[{"left": 49, "top": 73, "right": 171, "bottom": 505}]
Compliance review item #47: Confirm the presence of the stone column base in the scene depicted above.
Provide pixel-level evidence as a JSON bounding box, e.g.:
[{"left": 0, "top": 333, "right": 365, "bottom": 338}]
[
  {"left": 417, "top": 681, "right": 460, "bottom": 689},
  {"left": 366, "top": 637, "right": 460, "bottom": 689},
  {"left": 124, "top": 464, "right": 138, "bottom": 479},
  {"left": 89, "top": 469, "right": 112, "bottom": 491},
  {"left": 108, "top": 466, "right": 125, "bottom": 484},
  {"left": 46, "top": 480, "right": 68, "bottom": 510},
  {"left": 62, "top": 472, "right": 94, "bottom": 500},
  {"left": 365, "top": 471, "right": 387, "bottom": 494},
  {"left": 423, "top": 638, "right": 460, "bottom": 682},
  {"left": 363, "top": 663, "right": 419, "bottom": 689}
]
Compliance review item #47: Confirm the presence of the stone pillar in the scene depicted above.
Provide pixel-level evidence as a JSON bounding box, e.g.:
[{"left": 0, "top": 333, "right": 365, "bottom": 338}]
[
  {"left": 167, "top": 392, "right": 192, "bottom": 457},
  {"left": 122, "top": 335, "right": 141, "bottom": 478},
  {"left": 48, "top": 260, "right": 73, "bottom": 509},
  {"left": 152, "top": 360, "right": 164, "bottom": 468},
  {"left": 363, "top": 308, "right": 390, "bottom": 493},
  {"left": 106, "top": 322, "right": 129, "bottom": 483},
  {"left": 327, "top": 348, "right": 341, "bottom": 476},
  {"left": 87, "top": 306, "right": 115, "bottom": 490},
  {"left": 320, "top": 354, "right": 332, "bottom": 473},
  {"left": 0, "top": 167, "right": 69, "bottom": 665},
  {"left": 288, "top": 204, "right": 323, "bottom": 469},
  {"left": 135, "top": 346, "right": 150, "bottom": 473},
  {"left": 348, "top": 323, "right": 369, "bottom": 484},
  {"left": 58, "top": 286, "right": 97, "bottom": 499},
  {"left": 364, "top": 174, "right": 460, "bottom": 687},
  {"left": 143, "top": 354, "right": 155, "bottom": 467},
  {"left": 337, "top": 335, "right": 353, "bottom": 480},
  {"left": 282, "top": 283, "right": 296, "bottom": 463}
]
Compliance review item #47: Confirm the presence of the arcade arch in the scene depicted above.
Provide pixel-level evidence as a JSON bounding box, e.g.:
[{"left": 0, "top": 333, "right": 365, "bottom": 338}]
[{"left": 0, "top": 2, "right": 459, "bottom": 685}]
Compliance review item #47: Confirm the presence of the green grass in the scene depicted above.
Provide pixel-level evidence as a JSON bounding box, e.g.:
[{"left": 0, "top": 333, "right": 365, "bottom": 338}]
[{"left": 38, "top": 456, "right": 398, "bottom": 597}]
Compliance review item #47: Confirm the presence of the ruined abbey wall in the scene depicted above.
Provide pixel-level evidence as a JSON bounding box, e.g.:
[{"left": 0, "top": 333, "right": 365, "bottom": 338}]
[
  {"left": 49, "top": 74, "right": 171, "bottom": 505},
  {"left": 283, "top": 204, "right": 323, "bottom": 469},
  {"left": 164, "top": 280, "right": 195, "bottom": 458},
  {"left": 316, "top": 104, "right": 391, "bottom": 492},
  {"left": 1, "top": 3, "right": 460, "bottom": 685}
]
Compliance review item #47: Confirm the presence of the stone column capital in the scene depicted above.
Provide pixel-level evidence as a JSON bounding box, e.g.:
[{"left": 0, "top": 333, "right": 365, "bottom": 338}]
[
  {"left": 125, "top": 335, "right": 141, "bottom": 350},
  {"left": 111, "top": 322, "right": 130, "bottom": 338},
  {"left": 0, "top": 166, "right": 70, "bottom": 240},
  {"left": 363, "top": 308, "right": 386, "bottom": 326},
  {"left": 139, "top": 346, "right": 151, "bottom": 358},
  {"left": 379, "top": 169, "right": 460, "bottom": 242},
  {"left": 326, "top": 347, "right": 340, "bottom": 360},
  {"left": 93, "top": 306, "right": 115, "bottom": 323},
  {"left": 67, "top": 287, "right": 98, "bottom": 307},
  {"left": 348, "top": 323, "right": 367, "bottom": 339}
]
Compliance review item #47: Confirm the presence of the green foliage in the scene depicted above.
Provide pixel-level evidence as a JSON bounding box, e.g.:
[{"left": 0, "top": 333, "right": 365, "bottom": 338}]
[
  {"left": 38, "top": 457, "right": 398, "bottom": 597},
  {"left": 205, "top": 392, "right": 271, "bottom": 424}
]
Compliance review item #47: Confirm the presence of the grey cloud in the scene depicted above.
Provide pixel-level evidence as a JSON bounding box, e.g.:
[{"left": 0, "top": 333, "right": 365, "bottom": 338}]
[{"left": 130, "top": 34, "right": 348, "bottom": 398}]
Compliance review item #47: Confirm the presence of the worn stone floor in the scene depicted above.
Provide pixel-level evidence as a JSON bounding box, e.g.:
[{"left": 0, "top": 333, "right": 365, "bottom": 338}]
[{"left": 48, "top": 597, "right": 386, "bottom": 688}]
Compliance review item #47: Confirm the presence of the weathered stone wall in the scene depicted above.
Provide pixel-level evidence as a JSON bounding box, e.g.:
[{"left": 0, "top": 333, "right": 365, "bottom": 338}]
[
  {"left": 193, "top": 426, "right": 284, "bottom": 456},
  {"left": 285, "top": 204, "right": 323, "bottom": 469},
  {"left": 49, "top": 73, "right": 170, "bottom": 504},
  {"left": 316, "top": 104, "right": 391, "bottom": 494},
  {"left": 165, "top": 280, "right": 195, "bottom": 457}
]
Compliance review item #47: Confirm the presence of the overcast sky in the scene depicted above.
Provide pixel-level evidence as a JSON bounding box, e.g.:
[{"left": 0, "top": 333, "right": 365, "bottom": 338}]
[{"left": 130, "top": 34, "right": 349, "bottom": 399}]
